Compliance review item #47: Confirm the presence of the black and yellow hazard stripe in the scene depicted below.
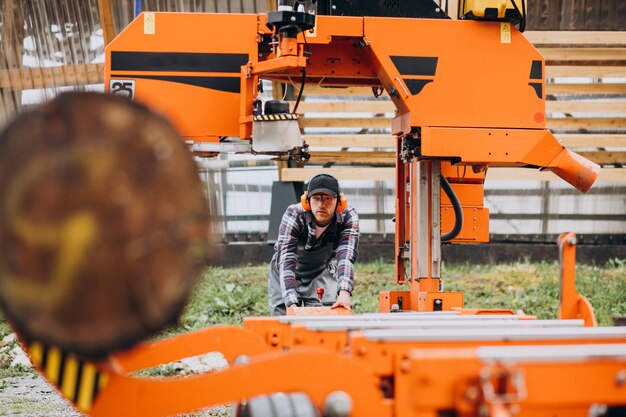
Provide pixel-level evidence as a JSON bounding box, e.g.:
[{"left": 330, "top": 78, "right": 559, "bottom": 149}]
[
  {"left": 253, "top": 113, "right": 299, "bottom": 122},
  {"left": 29, "top": 341, "right": 108, "bottom": 413}
]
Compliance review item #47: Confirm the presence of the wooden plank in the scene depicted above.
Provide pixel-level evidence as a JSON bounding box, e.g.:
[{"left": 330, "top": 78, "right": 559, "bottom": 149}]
[
  {"left": 546, "top": 83, "right": 626, "bottom": 95},
  {"left": 50, "top": 66, "right": 68, "bottom": 90},
  {"left": 300, "top": 117, "right": 626, "bottom": 130},
  {"left": 282, "top": 167, "right": 396, "bottom": 181},
  {"left": 304, "top": 134, "right": 395, "bottom": 148},
  {"left": 293, "top": 100, "right": 394, "bottom": 113},
  {"left": 547, "top": 117, "right": 626, "bottom": 130},
  {"left": 300, "top": 116, "right": 390, "bottom": 129},
  {"left": 546, "top": 100, "right": 626, "bottom": 114},
  {"left": 485, "top": 168, "right": 626, "bottom": 182},
  {"left": 86, "top": 63, "right": 102, "bottom": 85},
  {"left": 525, "top": 31, "right": 626, "bottom": 46},
  {"left": 307, "top": 151, "right": 625, "bottom": 166},
  {"left": 68, "top": 65, "right": 87, "bottom": 87},
  {"left": 577, "top": 151, "right": 626, "bottom": 165},
  {"left": 97, "top": 0, "right": 116, "bottom": 46},
  {"left": 304, "top": 85, "right": 379, "bottom": 97},
  {"left": 305, "top": 83, "right": 626, "bottom": 96},
  {"left": 557, "top": 134, "right": 626, "bottom": 148},
  {"left": 265, "top": 0, "right": 277, "bottom": 12},
  {"left": 280, "top": 167, "right": 626, "bottom": 182},
  {"left": 304, "top": 134, "right": 626, "bottom": 149},
  {"left": 448, "top": 0, "right": 460, "bottom": 19},
  {"left": 539, "top": 48, "right": 626, "bottom": 62},
  {"left": 296, "top": 100, "right": 626, "bottom": 114},
  {"left": 0, "top": 64, "right": 104, "bottom": 91},
  {"left": 308, "top": 151, "right": 394, "bottom": 165},
  {"left": 304, "top": 82, "right": 626, "bottom": 98},
  {"left": 546, "top": 66, "right": 626, "bottom": 78}
]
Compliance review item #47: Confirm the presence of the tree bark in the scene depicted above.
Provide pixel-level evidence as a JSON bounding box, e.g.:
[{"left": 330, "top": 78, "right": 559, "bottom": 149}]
[{"left": 0, "top": 92, "right": 212, "bottom": 358}]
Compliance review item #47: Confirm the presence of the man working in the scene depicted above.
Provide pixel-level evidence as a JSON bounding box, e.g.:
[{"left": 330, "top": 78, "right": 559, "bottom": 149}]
[{"left": 268, "top": 174, "right": 359, "bottom": 315}]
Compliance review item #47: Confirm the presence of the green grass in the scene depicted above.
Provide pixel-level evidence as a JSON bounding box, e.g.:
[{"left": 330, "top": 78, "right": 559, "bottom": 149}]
[
  {"left": 0, "top": 259, "right": 623, "bottom": 417},
  {"left": 1, "top": 259, "right": 625, "bottom": 375},
  {"left": 0, "top": 397, "right": 71, "bottom": 416},
  {"left": 442, "top": 261, "right": 626, "bottom": 325},
  {"left": 0, "top": 321, "right": 10, "bottom": 342},
  {"left": 163, "top": 259, "right": 625, "bottom": 336}
]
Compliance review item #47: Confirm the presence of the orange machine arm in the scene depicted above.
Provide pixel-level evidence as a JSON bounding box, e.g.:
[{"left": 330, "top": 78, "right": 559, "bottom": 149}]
[
  {"left": 105, "top": 11, "right": 600, "bottom": 309},
  {"left": 105, "top": 13, "right": 599, "bottom": 193}
]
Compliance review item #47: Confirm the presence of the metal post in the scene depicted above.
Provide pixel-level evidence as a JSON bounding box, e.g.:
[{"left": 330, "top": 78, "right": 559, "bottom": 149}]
[
  {"left": 541, "top": 181, "right": 551, "bottom": 235},
  {"left": 395, "top": 140, "right": 409, "bottom": 285},
  {"left": 97, "top": 0, "right": 115, "bottom": 45},
  {"left": 415, "top": 160, "right": 441, "bottom": 282},
  {"left": 410, "top": 160, "right": 442, "bottom": 309},
  {"left": 375, "top": 180, "right": 385, "bottom": 233},
  {"left": 430, "top": 161, "right": 442, "bottom": 281}
]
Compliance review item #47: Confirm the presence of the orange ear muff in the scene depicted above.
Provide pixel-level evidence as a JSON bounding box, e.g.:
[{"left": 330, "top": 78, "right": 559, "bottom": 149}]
[
  {"left": 301, "top": 192, "right": 346, "bottom": 212},
  {"left": 336, "top": 193, "right": 348, "bottom": 212},
  {"left": 301, "top": 192, "right": 311, "bottom": 210}
]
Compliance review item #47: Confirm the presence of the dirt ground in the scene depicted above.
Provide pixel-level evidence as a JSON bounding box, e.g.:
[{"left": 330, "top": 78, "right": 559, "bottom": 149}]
[
  {"left": 0, "top": 337, "right": 230, "bottom": 417},
  {"left": 0, "top": 373, "right": 230, "bottom": 416},
  {"left": 0, "top": 374, "right": 82, "bottom": 416}
]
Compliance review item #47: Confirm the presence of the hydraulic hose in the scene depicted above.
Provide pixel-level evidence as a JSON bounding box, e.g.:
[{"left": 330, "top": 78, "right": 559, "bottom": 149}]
[
  {"left": 440, "top": 175, "right": 464, "bottom": 242},
  {"left": 292, "top": 68, "right": 306, "bottom": 114}
]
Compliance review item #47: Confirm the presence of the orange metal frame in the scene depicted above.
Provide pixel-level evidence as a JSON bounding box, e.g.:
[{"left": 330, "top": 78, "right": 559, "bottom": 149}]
[
  {"left": 558, "top": 232, "right": 597, "bottom": 326},
  {"left": 104, "top": 11, "right": 599, "bottom": 314},
  {"left": 14, "top": 11, "right": 612, "bottom": 417},
  {"left": 24, "top": 295, "right": 625, "bottom": 416}
]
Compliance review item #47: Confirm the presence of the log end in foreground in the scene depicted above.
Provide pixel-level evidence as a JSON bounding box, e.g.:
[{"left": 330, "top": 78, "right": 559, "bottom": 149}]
[{"left": 0, "top": 92, "right": 212, "bottom": 358}]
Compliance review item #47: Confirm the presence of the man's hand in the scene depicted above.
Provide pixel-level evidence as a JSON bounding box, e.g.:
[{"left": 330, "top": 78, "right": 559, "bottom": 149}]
[
  {"left": 331, "top": 290, "right": 352, "bottom": 310},
  {"left": 286, "top": 304, "right": 298, "bottom": 315}
]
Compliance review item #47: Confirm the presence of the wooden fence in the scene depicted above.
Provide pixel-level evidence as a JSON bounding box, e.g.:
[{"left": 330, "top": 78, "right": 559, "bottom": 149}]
[
  {"left": 526, "top": 0, "right": 625, "bottom": 31},
  {"left": 0, "top": 2, "right": 623, "bottom": 238},
  {"left": 0, "top": 0, "right": 269, "bottom": 126}
]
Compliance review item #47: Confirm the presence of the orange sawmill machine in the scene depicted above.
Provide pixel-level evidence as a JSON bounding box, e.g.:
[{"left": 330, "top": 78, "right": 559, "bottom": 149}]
[{"left": 0, "top": 0, "right": 624, "bottom": 416}]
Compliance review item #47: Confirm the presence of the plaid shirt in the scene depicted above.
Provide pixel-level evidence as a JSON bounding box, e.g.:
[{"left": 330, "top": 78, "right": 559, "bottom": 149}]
[{"left": 274, "top": 203, "right": 359, "bottom": 307}]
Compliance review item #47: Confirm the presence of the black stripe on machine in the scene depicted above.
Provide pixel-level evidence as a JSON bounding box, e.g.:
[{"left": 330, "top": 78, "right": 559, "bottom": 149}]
[
  {"left": 529, "top": 60, "right": 542, "bottom": 79},
  {"left": 402, "top": 79, "right": 434, "bottom": 96},
  {"left": 390, "top": 56, "right": 438, "bottom": 76},
  {"left": 114, "top": 74, "right": 241, "bottom": 93},
  {"left": 529, "top": 82, "right": 543, "bottom": 99},
  {"left": 111, "top": 51, "right": 248, "bottom": 73}
]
